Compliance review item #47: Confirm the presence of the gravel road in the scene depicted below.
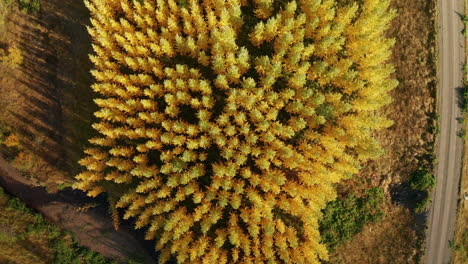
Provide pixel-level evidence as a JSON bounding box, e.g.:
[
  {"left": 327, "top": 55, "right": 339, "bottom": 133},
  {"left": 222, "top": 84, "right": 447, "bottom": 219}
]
[{"left": 425, "top": 0, "right": 465, "bottom": 263}]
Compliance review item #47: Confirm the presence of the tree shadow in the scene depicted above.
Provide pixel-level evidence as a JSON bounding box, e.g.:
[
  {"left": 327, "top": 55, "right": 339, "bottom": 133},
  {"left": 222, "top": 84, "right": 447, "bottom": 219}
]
[
  {"left": 7, "top": 0, "right": 97, "bottom": 176},
  {"left": 2, "top": 3, "right": 172, "bottom": 262}
]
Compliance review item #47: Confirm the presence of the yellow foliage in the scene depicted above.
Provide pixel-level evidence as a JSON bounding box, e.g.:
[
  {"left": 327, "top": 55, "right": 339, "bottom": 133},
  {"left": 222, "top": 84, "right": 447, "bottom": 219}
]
[
  {"left": 3, "top": 133, "right": 20, "bottom": 148},
  {"left": 76, "top": 0, "right": 397, "bottom": 263},
  {"left": 0, "top": 45, "right": 23, "bottom": 69}
]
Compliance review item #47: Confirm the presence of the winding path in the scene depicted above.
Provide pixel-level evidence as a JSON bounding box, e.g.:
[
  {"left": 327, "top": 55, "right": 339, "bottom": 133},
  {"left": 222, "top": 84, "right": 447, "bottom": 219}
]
[
  {"left": 426, "top": 0, "right": 465, "bottom": 263},
  {"left": 0, "top": 155, "right": 156, "bottom": 263}
]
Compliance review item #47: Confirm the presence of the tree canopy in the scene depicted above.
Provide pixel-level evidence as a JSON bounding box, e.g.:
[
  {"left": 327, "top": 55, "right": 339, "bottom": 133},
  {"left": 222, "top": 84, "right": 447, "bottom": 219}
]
[{"left": 75, "top": 0, "right": 397, "bottom": 263}]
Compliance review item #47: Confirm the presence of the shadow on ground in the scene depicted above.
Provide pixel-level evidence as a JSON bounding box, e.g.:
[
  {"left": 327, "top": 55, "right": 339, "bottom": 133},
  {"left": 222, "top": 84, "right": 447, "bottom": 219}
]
[{"left": 7, "top": 0, "right": 97, "bottom": 176}]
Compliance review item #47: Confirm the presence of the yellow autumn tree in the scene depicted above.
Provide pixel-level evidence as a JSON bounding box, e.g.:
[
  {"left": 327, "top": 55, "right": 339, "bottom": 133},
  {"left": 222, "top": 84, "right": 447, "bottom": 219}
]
[{"left": 75, "top": 0, "right": 397, "bottom": 263}]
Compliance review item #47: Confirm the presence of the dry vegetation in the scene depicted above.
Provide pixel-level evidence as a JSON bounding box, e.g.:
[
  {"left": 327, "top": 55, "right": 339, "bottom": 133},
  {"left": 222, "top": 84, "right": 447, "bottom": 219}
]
[
  {"left": 0, "top": 0, "right": 96, "bottom": 191},
  {"left": 0, "top": 186, "right": 116, "bottom": 264},
  {"left": 0, "top": 0, "right": 14, "bottom": 38},
  {"left": 452, "top": 124, "right": 468, "bottom": 263},
  {"left": 452, "top": 1, "right": 468, "bottom": 263},
  {"left": 330, "top": 0, "right": 437, "bottom": 263}
]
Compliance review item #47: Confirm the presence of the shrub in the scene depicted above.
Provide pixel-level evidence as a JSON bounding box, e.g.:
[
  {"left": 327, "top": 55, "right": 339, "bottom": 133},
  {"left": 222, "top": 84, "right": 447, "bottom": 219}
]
[
  {"left": 408, "top": 168, "right": 435, "bottom": 213},
  {"left": 53, "top": 239, "right": 114, "bottom": 264},
  {"left": 414, "top": 195, "right": 430, "bottom": 214},
  {"left": 53, "top": 240, "right": 81, "bottom": 264},
  {"left": 18, "top": 0, "right": 40, "bottom": 13},
  {"left": 12, "top": 151, "right": 35, "bottom": 171},
  {"left": 0, "top": 45, "right": 23, "bottom": 69},
  {"left": 127, "top": 254, "right": 146, "bottom": 264},
  {"left": 319, "top": 187, "right": 385, "bottom": 250},
  {"left": 6, "top": 197, "right": 33, "bottom": 214},
  {"left": 81, "top": 250, "right": 109, "bottom": 264},
  {"left": 3, "top": 133, "right": 20, "bottom": 147},
  {"left": 462, "top": 80, "right": 468, "bottom": 113},
  {"left": 409, "top": 168, "right": 436, "bottom": 192},
  {"left": 75, "top": 0, "right": 397, "bottom": 263}
]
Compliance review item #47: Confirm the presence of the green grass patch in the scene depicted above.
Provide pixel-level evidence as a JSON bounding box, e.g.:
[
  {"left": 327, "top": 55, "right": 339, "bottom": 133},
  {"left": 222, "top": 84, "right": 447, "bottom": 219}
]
[
  {"left": 0, "top": 186, "right": 121, "bottom": 264},
  {"left": 53, "top": 239, "right": 115, "bottom": 264},
  {"left": 319, "top": 187, "right": 385, "bottom": 251}
]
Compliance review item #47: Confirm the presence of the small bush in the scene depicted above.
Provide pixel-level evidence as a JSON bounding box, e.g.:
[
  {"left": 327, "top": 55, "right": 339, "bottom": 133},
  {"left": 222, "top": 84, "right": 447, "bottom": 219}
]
[
  {"left": 18, "top": 0, "right": 40, "bottom": 13},
  {"left": 81, "top": 250, "right": 108, "bottom": 264},
  {"left": 462, "top": 80, "right": 468, "bottom": 113},
  {"left": 408, "top": 168, "right": 436, "bottom": 213},
  {"left": 6, "top": 197, "right": 33, "bottom": 214},
  {"left": 0, "top": 230, "right": 18, "bottom": 245},
  {"left": 53, "top": 236, "right": 115, "bottom": 264},
  {"left": 12, "top": 151, "right": 35, "bottom": 171},
  {"left": 409, "top": 168, "right": 436, "bottom": 192},
  {"left": 47, "top": 225, "right": 62, "bottom": 240},
  {"left": 319, "top": 187, "right": 385, "bottom": 250},
  {"left": 2, "top": 133, "right": 20, "bottom": 147},
  {"left": 53, "top": 240, "right": 81, "bottom": 264},
  {"left": 0, "top": 45, "right": 23, "bottom": 69},
  {"left": 414, "top": 195, "right": 430, "bottom": 214}
]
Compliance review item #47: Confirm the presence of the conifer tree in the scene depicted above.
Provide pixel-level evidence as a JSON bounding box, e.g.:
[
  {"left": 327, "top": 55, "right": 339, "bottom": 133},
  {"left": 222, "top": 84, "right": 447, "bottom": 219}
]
[{"left": 76, "top": 0, "right": 397, "bottom": 263}]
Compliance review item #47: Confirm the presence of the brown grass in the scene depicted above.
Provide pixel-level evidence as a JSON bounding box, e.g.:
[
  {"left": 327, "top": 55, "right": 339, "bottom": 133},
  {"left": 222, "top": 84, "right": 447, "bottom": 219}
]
[
  {"left": 329, "top": 205, "right": 419, "bottom": 264},
  {"left": 331, "top": 0, "right": 437, "bottom": 263},
  {"left": 0, "top": 0, "right": 14, "bottom": 42},
  {"left": 452, "top": 2, "right": 468, "bottom": 263},
  {"left": 452, "top": 122, "right": 468, "bottom": 263}
]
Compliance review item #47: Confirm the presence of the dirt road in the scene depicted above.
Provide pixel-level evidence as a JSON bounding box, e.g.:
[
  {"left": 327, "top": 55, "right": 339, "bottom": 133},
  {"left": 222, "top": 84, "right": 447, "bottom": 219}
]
[
  {"left": 0, "top": 155, "right": 157, "bottom": 263},
  {"left": 426, "top": 0, "right": 465, "bottom": 263}
]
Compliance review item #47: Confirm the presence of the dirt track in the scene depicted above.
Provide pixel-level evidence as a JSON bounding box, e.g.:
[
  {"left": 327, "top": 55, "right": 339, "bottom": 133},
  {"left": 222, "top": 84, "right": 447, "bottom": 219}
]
[
  {"left": 425, "top": 0, "right": 465, "bottom": 263},
  {"left": 0, "top": 155, "right": 157, "bottom": 263}
]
